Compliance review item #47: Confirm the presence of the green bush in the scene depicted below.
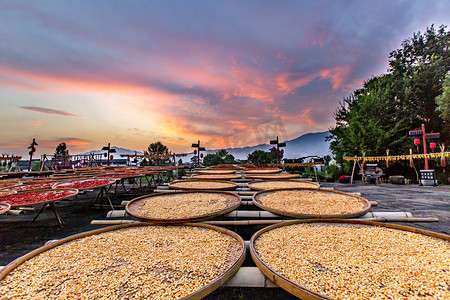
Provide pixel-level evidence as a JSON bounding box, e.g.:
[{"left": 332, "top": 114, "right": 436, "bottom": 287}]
[
  {"left": 324, "top": 164, "right": 342, "bottom": 180},
  {"left": 437, "top": 172, "right": 449, "bottom": 185},
  {"left": 31, "top": 161, "right": 48, "bottom": 171},
  {"left": 178, "top": 168, "right": 187, "bottom": 178}
]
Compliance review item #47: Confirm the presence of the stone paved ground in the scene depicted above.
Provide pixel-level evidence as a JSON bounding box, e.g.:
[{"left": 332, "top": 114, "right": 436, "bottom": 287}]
[
  {"left": 0, "top": 182, "right": 448, "bottom": 299},
  {"left": 321, "top": 182, "right": 450, "bottom": 235}
]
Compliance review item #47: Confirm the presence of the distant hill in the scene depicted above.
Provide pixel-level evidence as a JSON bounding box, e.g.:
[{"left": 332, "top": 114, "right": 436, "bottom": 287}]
[
  {"left": 184, "top": 131, "right": 331, "bottom": 162},
  {"left": 77, "top": 131, "right": 331, "bottom": 162}
]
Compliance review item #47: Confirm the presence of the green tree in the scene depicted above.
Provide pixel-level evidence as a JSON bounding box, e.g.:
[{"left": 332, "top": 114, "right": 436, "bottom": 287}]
[
  {"left": 248, "top": 150, "right": 272, "bottom": 166},
  {"left": 329, "top": 75, "right": 410, "bottom": 162},
  {"left": 389, "top": 24, "right": 449, "bottom": 140},
  {"left": 202, "top": 149, "right": 236, "bottom": 167},
  {"left": 436, "top": 71, "right": 450, "bottom": 123},
  {"left": 217, "top": 149, "right": 236, "bottom": 164},
  {"left": 54, "top": 142, "right": 69, "bottom": 158},
  {"left": 329, "top": 25, "right": 450, "bottom": 164},
  {"left": 144, "top": 141, "right": 170, "bottom": 165},
  {"left": 203, "top": 154, "right": 223, "bottom": 166},
  {"left": 31, "top": 161, "right": 42, "bottom": 171},
  {"left": 146, "top": 141, "right": 169, "bottom": 156}
]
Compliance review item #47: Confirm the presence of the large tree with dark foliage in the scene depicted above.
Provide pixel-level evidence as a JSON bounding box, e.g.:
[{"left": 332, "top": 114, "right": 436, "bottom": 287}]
[
  {"left": 54, "top": 142, "right": 69, "bottom": 158},
  {"left": 329, "top": 25, "right": 450, "bottom": 164},
  {"left": 145, "top": 141, "right": 169, "bottom": 156},
  {"left": 436, "top": 72, "right": 450, "bottom": 123},
  {"left": 144, "top": 141, "right": 170, "bottom": 165},
  {"left": 203, "top": 149, "right": 235, "bottom": 166},
  {"left": 247, "top": 150, "right": 273, "bottom": 166}
]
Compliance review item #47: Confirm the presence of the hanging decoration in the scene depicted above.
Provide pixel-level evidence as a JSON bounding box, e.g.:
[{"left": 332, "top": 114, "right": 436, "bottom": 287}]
[{"left": 343, "top": 151, "right": 450, "bottom": 162}]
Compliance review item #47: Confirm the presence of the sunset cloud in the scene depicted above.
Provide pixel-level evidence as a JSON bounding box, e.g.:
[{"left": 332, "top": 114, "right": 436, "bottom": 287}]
[
  {"left": 319, "top": 66, "right": 353, "bottom": 90},
  {"left": 38, "top": 138, "right": 92, "bottom": 151},
  {"left": 58, "top": 138, "right": 92, "bottom": 149},
  {"left": 20, "top": 106, "right": 81, "bottom": 118}
]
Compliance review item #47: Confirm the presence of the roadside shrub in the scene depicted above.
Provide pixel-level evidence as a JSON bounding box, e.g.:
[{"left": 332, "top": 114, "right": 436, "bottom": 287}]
[
  {"left": 437, "top": 172, "right": 449, "bottom": 185},
  {"left": 338, "top": 175, "right": 349, "bottom": 183}
]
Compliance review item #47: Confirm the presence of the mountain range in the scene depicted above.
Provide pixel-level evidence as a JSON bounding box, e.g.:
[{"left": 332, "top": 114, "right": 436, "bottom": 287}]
[
  {"left": 79, "top": 131, "right": 331, "bottom": 161},
  {"left": 187, "top": 131, "right": 331, "bottom": 161}
]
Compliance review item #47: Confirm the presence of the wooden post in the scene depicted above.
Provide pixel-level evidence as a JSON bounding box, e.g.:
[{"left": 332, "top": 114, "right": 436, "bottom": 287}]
[
  {"left": 107, "top": 143, "right": 110, "bottom": 166},
  {"left": 421, "top": 124, "right": 429, "bottom": 170},
  {"left": 350, "top": 156, "right": 357, "bottom": 184},
  {"left": 276, "top": 136, "right": 280, "bottom": 164},
  {"left": 27, "top": 138, "right": 38, "bottom": 172},
  {"left": 197, "top": 140, "right": 200, "bottom": 168}
]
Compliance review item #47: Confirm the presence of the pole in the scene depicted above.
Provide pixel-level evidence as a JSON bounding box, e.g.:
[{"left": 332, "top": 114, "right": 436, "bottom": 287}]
[
  {"left": 421, "top": 124, "right": 429, "bottom": 170},
  {"left": 197, "top": 140, "right": 200, "bottom": 168},
  {"left": 276, "top": 136, "right": 280, "bottom": 164},
  {"left": 28, "top": 152, "right": 33, "bottom": 172},
  {"left": 350, "top": 156, "right": 357, "bottom": 184},
  {"left": 39, "top": 155, "right": 45, "bottom": 172},
  {"left": 27, "top": 138, "right": 37, "bottom": 172},
  {"left": 107, "top": 143, "right": 110, "bottom": 166}
]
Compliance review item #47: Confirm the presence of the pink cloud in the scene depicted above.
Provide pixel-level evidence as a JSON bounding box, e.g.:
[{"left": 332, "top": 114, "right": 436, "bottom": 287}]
[
  {"left": 319, "top": 65, "right": 353, "bottom": 90},
  {"left": 0, "top": 53, "right": 346, "bottom": 151},
  {"left": 283, "top": 108, "right": 316, "bottom": 127},
  {"left": 276, "top": 72, "right": 318, "bottom": 93},
  {"left": 228, "top": 58, "right": 278, "bottom": 103},
  {"left": 38, "top": 138, "right": 92, "bottom": 150},
  {"left": 0, "top": 141, "right": 28, "bottom": 149}
]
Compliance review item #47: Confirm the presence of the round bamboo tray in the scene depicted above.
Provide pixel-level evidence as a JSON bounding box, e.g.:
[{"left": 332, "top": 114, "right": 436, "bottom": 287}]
[
  {"left": 126, "top": 191, "right": 241, "bottom": 223},
  {"left": 0, "top": 190, "right": 16, "bottom": 197},
  {"left": 29, "top": 175, "right": 85, "bottom": 182},
  {"left": 0, "top": 222, "right": 245, "bottom": 300},
  {"left": 4, "top": 181, "right": 56, "bottom": 192},
  {"left": 245, "top": 173, "right": 300, "bottom": 179},
  {"left": 27, "top": 170, "right": 54, "bottom": 177},
  {"left": 252, "top": 188, "right": 371, "bottom": 219},
  {"left": 112, "top": 167, "right": 138, "bottom": 172},
  {"left": 243, "top": 168, "right": 282, "bottom": 174},
  {"left": 0, "top": 188, "right": 78, "bottom": 208},
  {"left": 248, "top": 180, "right": 320, "bottom": 190},
  {"left": 194, "top": 169, "right": 237, "bottom": 175},
  {"left": 0, "top": 182, "right": 23, "bottom": 190},
  {"left": 138, "top": 170, "right": 159, "bottom": 176},
  {"left": 54, "top": 176, "right": 87, "bottom": 181},
  {"left": 94, "top": 173, "right": 142, "bottom": 180},
  {"left": 0, "top": 202, "right": 11, "bottom": 214},
  {"left": 168, "top": 180, "right": 238, "bottom": 191},
  {"left": 52, "top": 172, "right": 76, "bottom": 177},
  {"left": 191, "top": 174, "right": 241, "bottom": 180},
  {"left": 250, "top": 219, "right": 450, "bottom": 300},
  {"left": 207, "top": 164, "right": 242, "bottom": 170},
  {"left": 52, "top": 178, "right": 117, "bottom": 191}
]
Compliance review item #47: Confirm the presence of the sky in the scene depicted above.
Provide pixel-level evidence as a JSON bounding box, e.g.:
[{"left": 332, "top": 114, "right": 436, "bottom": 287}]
[{"left": 0, "top": 0, "right": 449, "bottom": 158}]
